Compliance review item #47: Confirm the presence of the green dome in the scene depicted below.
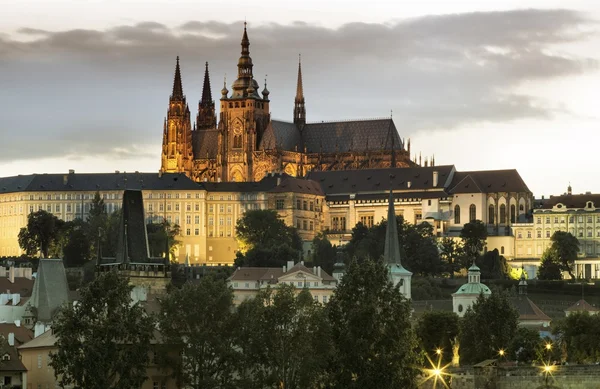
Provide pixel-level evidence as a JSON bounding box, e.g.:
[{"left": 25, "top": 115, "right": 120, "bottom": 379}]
[
  {"left": 454, "top": 282, "right": 491, "bottom": 295},
  {"left": 389, "top": 263, "right": 412, "bottom": 276}
]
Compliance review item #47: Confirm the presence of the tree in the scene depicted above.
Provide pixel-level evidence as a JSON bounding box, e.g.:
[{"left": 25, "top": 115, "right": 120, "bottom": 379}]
[
  {"left": 326, "top": 258, "right": 421, "bottom": 388},
  {"left": 158, "top": 278, "right": 237, "bottom": 389},
  {"left": 62, "top": 221, "right": 92, "bottom": 267},
  {"left": 18, "top": 210, "right": 63, "bottom": 258},
  {"left": 537, "top": 248, "right": 563, "bottom": 280},
  {"left": 310, "top": 232, "right": 337, "bottom": 274},
  {"left": 476, "top": 249, "right": 510, "bottom": 280},
  {"left": 550, "top": 231, "right": 579, "bottom": 279},
  {"left": 147, "top": 221, "right": 181, "bottom": 258},
  {"left": 416, "top": 311, "right": 460, "bottom": 365},
  {"left": 459, "top": 290, "right": 519, "bottom": 364},
  {"left": 235, "top": 210, "right": 302, "bottom": 267},
  {"left": 236, "top": 285, "right": 331, "bottom": 389},
  {"left": 101, "top": 209, "right": 122, "bottom": 257},
  {"left": 440, "top": 237, "right": 463, "bottom": 277},
  {"left": 87, "top": 191, "right": 108, "bottom": 257},
  {"left": 507, "top": 327, "right": 543, "bottom": 364},
  {"left": 460, "top": 220, "right": 488, "bottom": 269},
  {"left": 50, "top": 271, "right": 154, "bottom": 389},
  {"left": 553, "top": 312, "right": 600, "bottom": 364}
]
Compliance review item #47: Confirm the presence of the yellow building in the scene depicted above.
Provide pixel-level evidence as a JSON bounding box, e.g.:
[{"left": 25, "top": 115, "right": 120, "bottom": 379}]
[
  {"left": 227, "top": 260, "right": 339, "bottom": 305},
  {"left": 512, "top": 189, "right": 600, "bottom": 279}
]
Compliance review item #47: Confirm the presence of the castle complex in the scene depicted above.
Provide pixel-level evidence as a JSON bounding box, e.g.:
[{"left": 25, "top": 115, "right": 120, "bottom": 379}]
[{"left": 160, "top": 23, "right": 415, "bottom": 183}]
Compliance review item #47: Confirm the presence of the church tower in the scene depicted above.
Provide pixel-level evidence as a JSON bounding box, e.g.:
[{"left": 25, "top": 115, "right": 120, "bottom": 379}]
[
  {"left": 384, "top": 189, "right": 412, "bottom": 299},
  {"left": 197, "top": 62, "right": 217, "bottom": 131},
  {"left": 217, "top": 23, "right": 271, "bottom": 182},
  {"left": 293, "top": 55, "right": 306, "bottom": 125},
  {"left": 160, "top": 57, "right": 193, "bottom": 175}
]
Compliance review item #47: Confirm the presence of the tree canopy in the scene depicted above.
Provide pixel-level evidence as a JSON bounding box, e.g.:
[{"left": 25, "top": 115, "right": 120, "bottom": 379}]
[
  {"left": 50, "top": 271, "right": 154, "bottom": 389},
  {"left": 18, "top": 210, "right": 63, "bottom": 258},
  {"left": 459, "top": 220, "right": 488, "bottom": 268},
  {"left": 326, "top": 258, "right": 421, "bottom": 388},
  {"left": 416, "top": 311, "right": 460, "bottom": 366},
  {"left": 550, "top": 231, "right": 579, "bottom": 279},
  {"left": 553, "top": 312, "right": 600, "bottom": 364},
  {"left": 537, "top": 247, "right": 563, "bottom": 280},
  {"left": 459, "top": 290, "right": 519, "bottom": 365}
]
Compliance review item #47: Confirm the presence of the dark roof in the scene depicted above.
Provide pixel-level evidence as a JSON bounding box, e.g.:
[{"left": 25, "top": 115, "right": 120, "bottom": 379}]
[
  {"left": 307, "top": 165, "right": 455, "bottom": 196},
  {"left": 448, "top": 169, "right": 531, "bottom": 194},
  {"left": 193, "top": 129, "right": 219, "bottom": 159},
  {"left": 0, "top": 172, "right": 200, "bottom": 194},
  {"left": 228, "top": 263, "right": 335, "bottom": 282},
  {"left": 0, "top": 277, "right": 34, "bottom": 297},
  {"left": 0, "top": 346, "right": 26, "bottom": 372},
  {"left": 259, "top": 121, "right": 302, "bottom": 151},
  {"left": 269, "top": 176, "right": 324, "bottom": 196},
  {"left": 259, "top": 118, "right": 402, "bottom": 153},
  {"left": 539, "top": 194, "right": 600, "bottom": 210},
  {"left": 26, "top": 259, "right": 69, "bottom": 323},
  {"left": 512, "top": 296, "right": 551, "bottom": 322},
  {"left": 565, "top": 299, "right": 600, "bottom": 312},
  {"left": 0, "top": 324, "right": 33, "bottom": 346}
]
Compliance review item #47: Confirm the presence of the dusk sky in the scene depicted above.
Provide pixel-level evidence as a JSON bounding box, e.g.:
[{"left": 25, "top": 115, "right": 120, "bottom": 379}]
[{"left": 1, "top": 0, "right": 599, "bottom": 197}]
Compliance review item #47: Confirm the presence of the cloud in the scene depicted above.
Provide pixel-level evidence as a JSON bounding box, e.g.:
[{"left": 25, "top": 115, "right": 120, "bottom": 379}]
[{"left": 0, "top": 9, "right": 597, "bottom": 163}]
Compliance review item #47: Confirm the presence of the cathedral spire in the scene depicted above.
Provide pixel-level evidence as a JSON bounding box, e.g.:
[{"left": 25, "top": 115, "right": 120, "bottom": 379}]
[
  {"left": 241, "top": 21, "right": 250, "bottom": 56},
  {"left": 294, "top": 54, "right": 306, "bottom": 125},
  {"left": 384, "top": 189, "right": 402, "bottom": 266},
  {"left": 171, "top": 56, "right": 184, "bottom": 100},
  {"left": 201, "top": 62, "right": 212, "bottom": 104}
]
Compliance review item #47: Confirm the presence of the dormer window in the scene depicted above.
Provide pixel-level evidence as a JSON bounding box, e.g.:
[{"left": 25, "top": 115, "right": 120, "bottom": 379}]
[
  {"left": 2, "top": 353, "right": 10, "bottom": 361},
  {"left": 587, "top": 201, "right": 594, "bottom": 209}
]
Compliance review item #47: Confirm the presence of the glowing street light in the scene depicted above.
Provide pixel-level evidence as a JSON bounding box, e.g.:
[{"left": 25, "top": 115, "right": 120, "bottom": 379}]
[
  {"left": 498, "top": 349, "right": 505, "bottom": 357},
  {"left": 545, "top": 343, "right": 552, "bottom": 351},
  {"left": 435, "top": 348, "right": 442, "bottom": 356}
]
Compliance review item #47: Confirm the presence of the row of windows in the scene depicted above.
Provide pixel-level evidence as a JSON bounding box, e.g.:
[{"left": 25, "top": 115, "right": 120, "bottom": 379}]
[
  {"left": 536, "top": 216, "right": 600, "bottom": 224},
  {"left": 454, "top": 203, "right": 524, "bottom": 225},
  {"left": 296, "top": 219, "right": 314, "bottom": 231},
  {"left": 518, "top": 229, "right": 600, "bottom": 239},
  {"left": 331, "top": 216, "right": 347, "bottom": 231}
]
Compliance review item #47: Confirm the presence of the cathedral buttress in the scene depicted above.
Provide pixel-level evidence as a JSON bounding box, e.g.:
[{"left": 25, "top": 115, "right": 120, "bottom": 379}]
[
  {"left": 217, "top": 23, "right": 271, "bottom": 182},
  {"left": 160, "top": 57, "right": 193, "bottom": 176}
]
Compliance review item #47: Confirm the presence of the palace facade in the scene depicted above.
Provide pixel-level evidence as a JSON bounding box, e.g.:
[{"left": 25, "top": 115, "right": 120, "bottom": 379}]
[{"left": 160, "top": 23, "right": 417, "bottom": 183}]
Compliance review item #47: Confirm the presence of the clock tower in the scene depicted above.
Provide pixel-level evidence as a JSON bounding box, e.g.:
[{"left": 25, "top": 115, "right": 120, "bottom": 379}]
[{"left": 217, "top": 23, "right": 271, "bottom": 182}]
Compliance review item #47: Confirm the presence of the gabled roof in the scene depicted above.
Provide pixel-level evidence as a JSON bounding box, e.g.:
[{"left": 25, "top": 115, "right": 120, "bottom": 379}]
[
  {"left": 193, "top": 129, "right": 219, "bottom": 159},
  {"left": 512, "top": 297, "right": 551, "bottom": 322},
  {"left": 0, "top": 172, "right": 200, "bottom": 194},
  {"left": 0, "top": 277, "right": 34, "bottom": 297},
  {"left": 0, "top": 347, "right": 27, "bottom": 372},
  {"left": 259, "top": 120, "right": 302, "bottom": 151},
  {"left": 565, "top": 299, "right": 600, "bottom": 312},
  {"left": 307, "top": 165, "right": 455, "bottom": 196},
  {"left": 25, "top": 259, "right": 69, "bottom": 323},
  {"left": 0, "top": 323, "right": 33, "bottom": 346},
  {"left": 228, "top": 263, "right": 335, "bottom": 282},
  {"left": 449, "top": 170, "right": 531, "bottom": 194},
  {"left": 540, "top": 194, "right": 600, "bottom": 210},
  {"left": 18, "top": 328, "right": 56, "bottom": 350}
]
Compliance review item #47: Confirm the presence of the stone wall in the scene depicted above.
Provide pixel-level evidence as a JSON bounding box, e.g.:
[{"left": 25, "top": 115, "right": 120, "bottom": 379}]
[{"left": 426, "top": 365, "right": 600, "bottom": 389}]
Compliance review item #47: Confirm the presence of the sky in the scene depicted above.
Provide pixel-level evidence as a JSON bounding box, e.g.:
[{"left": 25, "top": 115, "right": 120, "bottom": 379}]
[{"left": 0, "top": 0, "right": 599, "bottom": 197}]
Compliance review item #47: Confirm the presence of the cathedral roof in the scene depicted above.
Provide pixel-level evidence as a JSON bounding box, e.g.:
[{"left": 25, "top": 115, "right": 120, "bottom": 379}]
[
  {"left": 448, "top": 169, "right": 531, "bottom": 194},
  {"left": 0, "top": 172, "right": 199, "bottom": 194},
  {"left": 268, "top": 176, "right": 324, "bottom": 196},
  {"left": 259, "top": 118, "right": 402, "bottom": 154},
  {"left": 193, "top": 130, "right": 219, "bottom": 159}
]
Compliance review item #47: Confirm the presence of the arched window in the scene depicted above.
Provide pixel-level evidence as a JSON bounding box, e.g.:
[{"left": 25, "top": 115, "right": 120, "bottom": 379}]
[
  {"left": 454, "top": 205, "right": 460, "bottom": 224},
  {"left": 510, "top": 204, "right": 516, "bottom": 223},
  {"left": 519, "top": 204, "right": 524, "bottom": 212},
  {"left": 488, "top": 204, "right": 495, "bottom": 224},
  {"left": 499, "top": 204, "right": 506, "bottom": 224},
  {"left": 500, "top": 246, "right": 505, "bottom": 255},
  {"left": 469, "top": 204, "right": 476, "bottom": 222},
  {"left": 233, "top": 135, "right": 242, "bottom": 149}
]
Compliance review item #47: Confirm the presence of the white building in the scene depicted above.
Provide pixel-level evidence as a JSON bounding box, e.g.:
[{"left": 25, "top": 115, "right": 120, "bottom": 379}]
[{"left": 452, "top": 264, "right": 491, "bottom": 317}]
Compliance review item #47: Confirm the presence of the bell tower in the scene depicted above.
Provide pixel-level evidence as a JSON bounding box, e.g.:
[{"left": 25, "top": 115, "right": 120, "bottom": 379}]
[
  {"left": 217, "top": 22, "right": 271, "bottom": 182},
  {"left": 160, "top": 57, "right": 193, "bottom": 175}
]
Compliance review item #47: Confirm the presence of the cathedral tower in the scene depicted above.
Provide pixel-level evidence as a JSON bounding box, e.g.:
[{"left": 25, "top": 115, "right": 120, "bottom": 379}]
[
  {"left": 197, "top": 62, "right": 217, "bottom": 131},
  {"left": 293, "top": 55, "right": 306, "bottom": 125},
  {"left": 160, "top": 57, "right": 193, "bottom": 175},
  {"left": 217, "top": 23, "right": 271, "bottom": 182}
]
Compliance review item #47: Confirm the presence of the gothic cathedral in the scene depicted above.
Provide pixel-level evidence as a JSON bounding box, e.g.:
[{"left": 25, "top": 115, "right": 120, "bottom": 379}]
[{"left": 160, "top": 23, "right": 417, "bottom": 183}]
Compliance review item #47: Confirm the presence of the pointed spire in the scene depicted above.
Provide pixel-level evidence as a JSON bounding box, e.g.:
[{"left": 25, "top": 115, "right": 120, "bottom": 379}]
[
  {"left": 384, "top": 190, "right": 402, "bottom": 266},
  {"left": 201, "top": 62, "right": 212, "bottom": 104},
  {"left": 241, "top": 21, "right": 250, "bottom": 55},
  {"left": 294, "top": 54, "right": 306, "bottom": 125},
  {"left": 171, "top": 56, "right": 184, "bottom": 99}
]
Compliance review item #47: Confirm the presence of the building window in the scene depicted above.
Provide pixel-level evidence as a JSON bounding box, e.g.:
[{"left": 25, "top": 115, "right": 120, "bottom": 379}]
[
  {"left": 219, "top": 205, "right": 224, "bottom": 213},
  {"left": 186, "top": 228, "right": 191, "bottom": 236},
  {"left": 195, "top": 215, "right": 200, "bottom": 224},
  {"left": 194, "top": 228, "right": 199, "bottom": 235},
  {"left": 186, "top": 215, "right": 191, "bottom": 224},
  {"left": 303, "top": 201, "right": 308, "bottom": 210},
  {"left": 37, "top": 354, "right": 42, "bottom": 368},
  {"left": 546, "top": 217, "right": 550, "bottom": 224},
  {"left": 488, "top": 204, "right": 494, "bottom": 224},
  {"left": 233, "top": 135, "right": 242, "bottom": 149},
  {"left": 310, "top": 202, "right": 314, "bottom": 211},
  {"left": 186, "top": 204, "right": 191, "bottom": 211},
  {"left": 296, "top": 200, "right": 301, "bottom": 210},
  {"left": 537, "top": 231, "right": 541, "bottom": 238},
  {"left": 500, "top": 246, "right": 505, "bottom": 255},
  {"left": 469, "top": 204, "right": 476, "bottom": 222},
  {"left": 297, "top": 219, "right": 301, "bottom": 229},
  {"left": 360, "top": 215, "right": 374, "bottom": 228},
  {"left": 517, "top": 232, "right": 522, "bottom": 239},
  {"left": 195, "top": 203, "right": 200, "bottom": 211},
  {"left": 588, "top": 216, "right": 593, "bottom": 223},
  {"left": 510, "top": 204, "right": 516, "bottom": 224},
  {"left": 454, "top": 205, "right": 460, "bottom": 224},
  {"left": 527, "top": 231, "right": 531, "bottom": 239},
  {"left": 276, "top": 199, "right": 284, "bottom": 210},
  {"left": 588, "top": 229, "right": 593, "bottom": 237},
  {"left": 303, "top": 220, "right": 307, "bottom": 230},
  {"left": 554, "top": 217, "right": 559, "bottom": 223},
  {"left": 519, "top": 204, "right": 524, "bottom": 212},
  {"left": 310, "top": 221, "right": 314, "bottom": 231},
  {"left": 546, "top": 230, "right": 550, "bottom": 238}
]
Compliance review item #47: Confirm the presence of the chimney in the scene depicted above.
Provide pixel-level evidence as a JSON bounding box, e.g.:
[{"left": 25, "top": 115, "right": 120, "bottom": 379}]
[
  {"left": 287, "top": 261, "right": 295, "bottom": 271},
  {"left": 313, "top": 266, "right": 317, "bottom": 275},
  {"left": 8, "top": 267, "right": 14, "bottom": 284},
  {"left": 12, "top": 294, "right": 19, "bottom": 306},
  {"left": 317, "top": 266, "right": 322, "bottom": 277},
  {"left": 433, "top": 171, "right": 439, "bottom": 187},
  {"left": 277, "top": 177, "right": 281, "bottom": 186},
  {"left": 14, "top": 320, "right": 20, "bottom": 327},
  {"left": 68, "top": 169, "right": 75, "bottom": 174},
  {"left": 283, "top": 265, "right": 287, "bottom": 273},
  {"left": 8, "top": 333, "right": 14, "bottom": 347}
]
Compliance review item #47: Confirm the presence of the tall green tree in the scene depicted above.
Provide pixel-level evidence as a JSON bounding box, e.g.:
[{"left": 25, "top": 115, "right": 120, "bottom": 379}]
[
  {"left": 18, "top": 210, "right": 63, "bottom": 258},
  {"left": 553, "top": 312, "right": 600, "bottom": 364},
  {"left": 158, "top": 278, "right": 237, "bottom": 389},
  {"left": 440, "top": 237, "right": 463, "bottom": 277},
  {"left": 236, "top": 285, "right": 331, "bottom": 389},
  {"left": 459, "top": 220, "right": 488, "bottom": 269},
  {"left": 49, "top": 271, "right": 154, "bottom": 389},
  {"left": 62, "top": 221, "right": 92, "bottom": 267},
  {"left": 459, "top": 290, "right": 519, "bottom": 365},
  {"left": 87, "top": 191, "right": 108, "bottom": 256},
  {"left": 507, "top": 327, "right": 543, "bottom": 364},
  {"left": 537, "top": 247, "right": 563, "bottom": 280},
  {"left": 476, "top": 249, "right": 510, "bottom": 280},
  {"left": 147, "top": 221, "right": 181, "bottom": 258},
  {"left": 416, "top": 311, "right": 460, "bottom": 366},
  {"left": 327, "top": 258, "right": 420, "bottom": 388},
  {"left": 310, "top": 232, "right": 337, "bottom": 274},
  {"left": 549, "top": 231, "right": 579, "bottom": 279},
  {"left": 235, "top": 209, "right": 302, "bottom": 267}
]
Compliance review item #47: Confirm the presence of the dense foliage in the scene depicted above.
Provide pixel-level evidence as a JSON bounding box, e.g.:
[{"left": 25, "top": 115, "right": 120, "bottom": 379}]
[
  {"left": 553, "top": 312, "right": 600, "bottom": 363},
  {"left": 50, "top": 272, "right": 154, "bottom": 389},
  {"left": 416, "top": 311, "right": 460, "bottom": 365}
]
